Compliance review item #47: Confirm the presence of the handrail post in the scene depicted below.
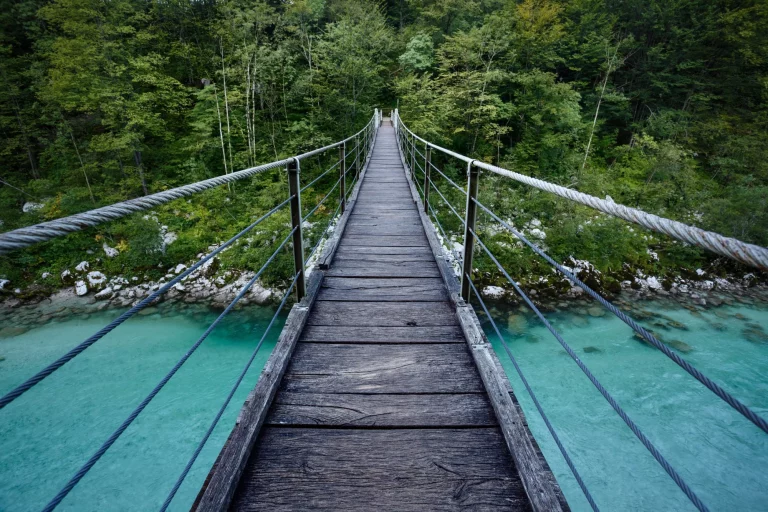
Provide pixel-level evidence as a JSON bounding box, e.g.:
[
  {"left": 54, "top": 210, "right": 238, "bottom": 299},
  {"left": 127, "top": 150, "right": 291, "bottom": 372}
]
[
  {"left": 423, "top": 145, "right": 431, "bottom": 211},
  {"left": 339, "top": 143, "right": 346, "bottom": 213},
  {"left": 355, "top": 134, "right": 360, "bottom": 181},
  {"left": 460, "top": 161, "right": 479, "bottom": 301},
  {"left": 287, "top": 158, "right": 306, "bottom": 301}
]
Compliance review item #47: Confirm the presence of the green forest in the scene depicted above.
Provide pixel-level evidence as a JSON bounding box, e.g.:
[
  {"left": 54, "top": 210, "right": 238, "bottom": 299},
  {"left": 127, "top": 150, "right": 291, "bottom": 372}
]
[{"left": 1, "top": 0, "right": 767, "bottom": 296}]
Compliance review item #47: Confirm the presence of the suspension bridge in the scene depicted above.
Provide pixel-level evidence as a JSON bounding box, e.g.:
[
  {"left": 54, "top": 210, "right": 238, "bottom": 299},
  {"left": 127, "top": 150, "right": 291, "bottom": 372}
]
[{"left": 0, "top": 110, "right": 767, "bottom": 511}]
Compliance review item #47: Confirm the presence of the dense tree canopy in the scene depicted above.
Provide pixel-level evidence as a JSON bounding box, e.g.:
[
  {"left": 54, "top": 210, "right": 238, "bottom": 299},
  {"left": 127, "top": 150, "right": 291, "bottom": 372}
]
[{"left": 1, "top": 0, "right": 766, "bottom": 290}]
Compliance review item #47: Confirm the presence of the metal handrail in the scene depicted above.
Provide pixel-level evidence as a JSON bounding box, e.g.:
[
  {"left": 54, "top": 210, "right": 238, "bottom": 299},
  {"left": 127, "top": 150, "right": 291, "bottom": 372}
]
[{"left": 392, "top": 108, "right": 768, "bottom": 512}]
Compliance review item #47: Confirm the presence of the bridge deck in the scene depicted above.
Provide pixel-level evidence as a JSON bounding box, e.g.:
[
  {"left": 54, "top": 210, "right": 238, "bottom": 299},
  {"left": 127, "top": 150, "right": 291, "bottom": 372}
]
[{"left": 198, "top": 123, "right": 562, "bottom": 511}]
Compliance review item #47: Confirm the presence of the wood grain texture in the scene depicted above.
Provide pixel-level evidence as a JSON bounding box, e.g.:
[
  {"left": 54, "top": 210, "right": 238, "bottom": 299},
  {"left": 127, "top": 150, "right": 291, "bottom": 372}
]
[
  {"left": 280, "top": 343, "right": 484, "bottom": 393},
  {"left": 232, "top": 428, "right": 532, "bottom": 512},
  {"left": 195, "top": 271, "right": 324, "bottom": 512},
  {"left": 319, "top": 277, "right": 447, "bottom": 301},
  {"left": 325, "top": 261, "right": 441, "bottom": 278},
  {"left": 339, "top": 235, "right": 428, "bottom": 246},
  {"left": 266, "top": 392, "right": 496, "bottom": 427},
  {"left": 300, "top": 325, "right": 465, "bottom": 343},
  {"left": 307, "top": 300, "right": 456, "bottom": 326}
]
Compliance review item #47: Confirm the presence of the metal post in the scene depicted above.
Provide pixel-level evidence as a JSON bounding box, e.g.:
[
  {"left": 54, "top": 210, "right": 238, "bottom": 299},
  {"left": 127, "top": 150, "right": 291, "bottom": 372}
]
[
  {"left": 355, "top": 134, "right": 360, "bottom": 181},
  {"left": 287, "top": 158, "right": 306, "bottom": 301},
  {"left": 460, "top": 161, "right": 479, "bottom": 301},
  {"left": 423, "top": 145, "right": 431, "bottom": 212},
  {"left": 410, "top": 132, "right": 415, "bottom": 177},
  {"left": 339, "top": 143, "right": 346, "bottom": 213}
]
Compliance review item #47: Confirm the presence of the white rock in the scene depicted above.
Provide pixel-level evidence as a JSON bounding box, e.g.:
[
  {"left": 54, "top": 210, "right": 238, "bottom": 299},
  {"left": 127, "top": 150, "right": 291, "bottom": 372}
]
[
  {"left": 87, "top": 271, "right": 107, "bottom": 286},
  {"left": 132, "top": 277, "right": 139, "bottom": 281},
  {"left": 0, "top": 279, "right": 9, "bottom": 290},
  {"left": 700, "top": 280, "right": 714, "bottom": 290},
  {"left": 61, "top": 269, "right": 72, "bottom": 280},
  {"left": 162, "top": 231, "right": 178, "bottom": 246},
  {"left": 173, "top": 283, "right": 186, "bottom": 292},
  {"left": 75, "top": 280, "right": 88, "bottom": 296},
  {"left": 529, "top": 228, "right": 546, "bottom": 240},
  {"left": 103, "top": 242, "right": 119, "bottom": 258},
  {"left": 529, "top": 218, "right": 542, "bottom": 228},
  {"left": 482, "top": 286, "right": 505, "bottom": 299},
  {"left": 41, "top": 272, "right": 51, "bottom": 279},
  {"left": 22, "top": 202, "right": 44, "bottom": 213},
  {"left": 696, "top": 268, "right": 706, "bottom": 276},
  {"left": 646, "top": 276, "right": 662, "bottom": 290},
  {"left": 75, "top": 261, "right": 89, "bottom": 272},
  {"left": 95, "top": 287, "right": 114, "bottom": 300},
  {"left": 174, "top": 264, "right": 187, "bottom": 274}
]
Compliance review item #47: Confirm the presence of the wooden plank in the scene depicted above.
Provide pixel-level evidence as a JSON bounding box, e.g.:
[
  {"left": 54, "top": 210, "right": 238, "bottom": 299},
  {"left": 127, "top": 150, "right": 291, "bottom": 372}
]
[
  {"left": 231, "top": 428, "right": 531, "bottom": 511},
  {"left": 319, "top": 277, "right": 446, "bottom": 301},
  {"left": 325, "top": 261, "right": 440, "bottom": 278},
  {"left": 335, "top": 245, "right": 434, "bottom": 256},
  {"left": 339, "top": 235, "right": 428, "bottom": 247},
  {"left": 345, "top": 224, "right": 425, "bottom": 236},
  {"left": 333, "top": 252, "right": 434, "bottom": 263},
  {"left": 266, "top": 392, "right": 496, "bottom": 427},
  {"left": 307, "top": 301, "right": 456, "bottom": 327},
  {"left": 195, "top": 271, "right": 324, "bottom": 512},
  {"left": 300, "top": 325, "right": 465, "bottom": 343},
  {"left": 281, "top": 343, "right": 484, "bottom": 393},
  {"left": 401, "top": 152, "right": 568, "bottom": 511}
]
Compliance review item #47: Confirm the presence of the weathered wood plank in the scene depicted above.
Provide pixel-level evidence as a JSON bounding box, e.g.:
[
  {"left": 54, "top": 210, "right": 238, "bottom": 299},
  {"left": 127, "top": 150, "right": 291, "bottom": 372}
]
[
  {"left": 319, "top": 277, "right": 447, "bottom": 301},
  {"left": 195, "top": 271, "right": 324, "bottom": 512},
  {"left": 281, "top": 343, "right": 484, "bottom": 393},
  {"left": 307, "top": 300, "right": 456, "bottom": 327},
  {"left": 335, "top": 245, "right": 434, "bottom": 256},
  {"left": 339, "top": 235, "right": 428, "bottom": 247},
  {"left": 332, "top": 252, "right": 435, "bottom": 263},
  {"left": 266, "top": 392, "right": 496, "bottom": 427},
  {"left": 232, "top": 428, "right": 531, "bottom": 511},
  {"left": 325, "top": 261, "right": 441, "bottom": 278},
  {"left": 300, "top": 325, "right": 465, "bottom": 343},
  {"left": 345, "top": 224, "right": 426, "bottom": 236}
]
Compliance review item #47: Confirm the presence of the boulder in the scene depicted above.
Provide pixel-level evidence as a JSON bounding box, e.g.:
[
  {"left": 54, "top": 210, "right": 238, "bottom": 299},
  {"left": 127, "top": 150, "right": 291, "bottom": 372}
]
[
  {"left": 103, "top": 242, "right": 119, "bottom": 258},
  {"left": 22, "top": 202, "right": 44, "bottom": 213},
  {"left": 75, "top": 261, "right": 89, "bottom": 272},
  {"left": 95, "top": 287, "right": 114, "bottom": 300},
  {"left": 75, "top": 280, "right": 88, "bottom": 296}
]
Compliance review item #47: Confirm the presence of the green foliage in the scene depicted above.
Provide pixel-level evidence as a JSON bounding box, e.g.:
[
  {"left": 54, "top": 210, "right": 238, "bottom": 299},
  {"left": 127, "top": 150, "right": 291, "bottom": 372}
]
[{"left": 1, "top": 0, "right": 766, "bottom": 293}]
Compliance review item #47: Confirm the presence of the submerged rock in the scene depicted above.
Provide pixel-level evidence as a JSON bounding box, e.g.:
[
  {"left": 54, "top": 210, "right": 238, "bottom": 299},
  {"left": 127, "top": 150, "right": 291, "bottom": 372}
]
[
  {"left": 666, "top": 320, "right": 689, "bottom": 331},
  {"left": 507, "top": 314, "right": 528, "bottom": 335},
  {"left": 743, "top": 329, "right": 768, "bottom": 343},
  {"left": 587, "top": 306, "right": 606, "bottom": 317},
  {"left": 667, "top": 339, "right": 693, "bottom": 353},
  {"left": 571, "top": 316, "right": 588, "bottom": 327},
  {"left": 583, "top": 346, "right": 602, "bottom": 354}
]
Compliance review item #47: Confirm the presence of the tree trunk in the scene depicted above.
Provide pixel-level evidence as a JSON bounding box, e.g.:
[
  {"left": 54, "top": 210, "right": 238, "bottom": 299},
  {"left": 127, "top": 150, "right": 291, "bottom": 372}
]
[{"left": 133, "top": 149, "right": 148, "bottom": 196}]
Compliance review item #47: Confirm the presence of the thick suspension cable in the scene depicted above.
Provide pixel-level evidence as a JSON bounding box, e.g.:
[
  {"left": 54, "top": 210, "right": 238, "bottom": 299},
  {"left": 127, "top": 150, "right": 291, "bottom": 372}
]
[
  {"left": 473, "top": 198, "right": 768, "bottom": 434},
  {"left": 396, "top": 115, "right": 768, "bottom": 270},
  {"left": 0, "top": 197, "right": 294, "bottom": 411}
]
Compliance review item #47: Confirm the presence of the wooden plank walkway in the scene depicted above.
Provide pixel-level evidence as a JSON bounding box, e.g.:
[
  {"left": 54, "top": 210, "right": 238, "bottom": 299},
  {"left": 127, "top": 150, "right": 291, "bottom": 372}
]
[{"left": 196, "top": 122, "right": 566, "bottom": 511}]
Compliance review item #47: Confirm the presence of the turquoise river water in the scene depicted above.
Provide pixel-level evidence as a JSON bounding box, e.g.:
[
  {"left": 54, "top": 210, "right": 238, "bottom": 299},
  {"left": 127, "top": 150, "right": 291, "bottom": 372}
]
[{"left": 0, "top": 298, "right": 766, "bottom": 511}]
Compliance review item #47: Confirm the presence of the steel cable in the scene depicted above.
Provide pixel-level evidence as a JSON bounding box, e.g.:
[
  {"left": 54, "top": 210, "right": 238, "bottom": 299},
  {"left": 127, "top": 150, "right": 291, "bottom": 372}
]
[
  {"left": 0, "top": 197, "right": 294, "bottom": 411},
  {"left": 473, "top": 198, "right": 768, "bottom": 435},
  {"left": 468, "top": 226, "right": 709, "bottom": 512},
  {"left": 159, "top": 272, "right": 300, "bottom": 512},
  {"left": 41, "top": 226, "right": 298, "bottom": 511},
  {"left": 465, "top": 276, "right": 600, "bottom": 512}
]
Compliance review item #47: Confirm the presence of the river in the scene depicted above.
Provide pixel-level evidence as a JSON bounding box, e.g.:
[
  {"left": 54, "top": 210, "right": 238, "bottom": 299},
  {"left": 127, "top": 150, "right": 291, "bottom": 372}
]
[{"left": 0, "top": 298, "right": 766, "bottom": 511}]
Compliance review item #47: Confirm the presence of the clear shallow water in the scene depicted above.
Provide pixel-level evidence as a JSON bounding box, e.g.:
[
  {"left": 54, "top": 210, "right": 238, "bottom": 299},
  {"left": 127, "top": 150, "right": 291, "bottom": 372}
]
[
  {"left": 0, "top": 299, "right": 766, "bottom": 511},
  {"left": 484, "top": 300, "right": 768, "bottom": 511},
  {"left": 0, "top": 305, "right": 284, "bottom": 511}
]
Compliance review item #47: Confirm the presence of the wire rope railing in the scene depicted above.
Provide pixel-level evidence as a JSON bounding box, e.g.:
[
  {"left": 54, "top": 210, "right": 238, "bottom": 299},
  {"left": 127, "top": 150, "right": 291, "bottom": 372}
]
[
  {"left": 0, "top": 109, "right": 381, "bottom": 510},
  {"left": 393, "top": 108, "right": 767, "bottom": 512}
]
